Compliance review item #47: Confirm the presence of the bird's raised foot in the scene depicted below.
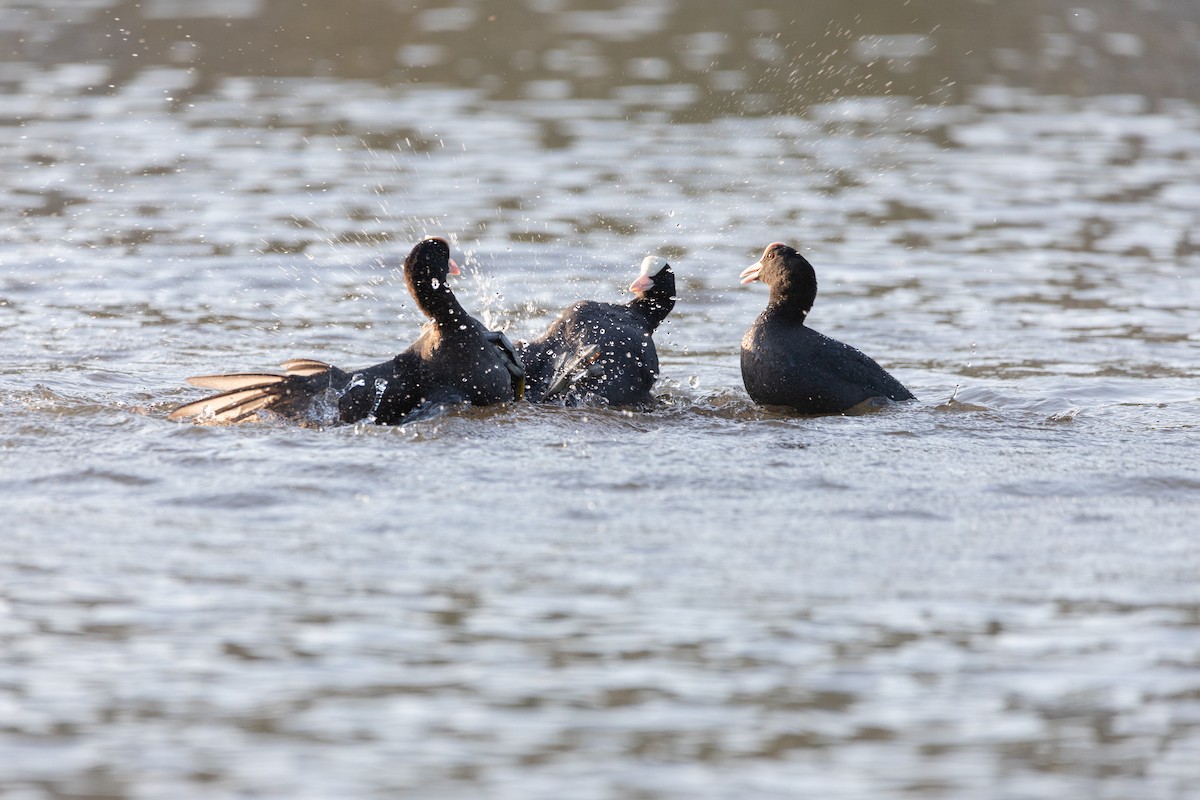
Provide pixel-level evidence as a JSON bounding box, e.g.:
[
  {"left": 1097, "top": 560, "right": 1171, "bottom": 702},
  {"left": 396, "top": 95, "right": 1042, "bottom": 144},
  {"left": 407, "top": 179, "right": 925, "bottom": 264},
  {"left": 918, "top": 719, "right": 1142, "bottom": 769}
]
[{"left": 485, "top": 329, "right": 526, "bottom": 400}]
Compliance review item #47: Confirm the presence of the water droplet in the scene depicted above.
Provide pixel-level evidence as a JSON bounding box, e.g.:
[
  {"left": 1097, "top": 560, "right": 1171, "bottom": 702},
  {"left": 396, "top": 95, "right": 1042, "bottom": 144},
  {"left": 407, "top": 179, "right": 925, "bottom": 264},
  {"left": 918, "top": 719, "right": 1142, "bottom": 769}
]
[{"left": 431, "top": 277, "right": 440, "bottom": 289}]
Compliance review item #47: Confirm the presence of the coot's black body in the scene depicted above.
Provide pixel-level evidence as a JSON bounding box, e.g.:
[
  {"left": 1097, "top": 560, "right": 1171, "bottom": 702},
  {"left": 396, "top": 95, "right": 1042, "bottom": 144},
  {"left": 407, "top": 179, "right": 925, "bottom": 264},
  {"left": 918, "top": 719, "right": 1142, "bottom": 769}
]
[
  {"left": 739, "top": 242, "right": 914, "bottom": 415},
  {"left": 169, "top": 237, "right": 522, "bottom": 425},
  {"left": 518, "top": 256, "right": 675, "bottom": 407}
]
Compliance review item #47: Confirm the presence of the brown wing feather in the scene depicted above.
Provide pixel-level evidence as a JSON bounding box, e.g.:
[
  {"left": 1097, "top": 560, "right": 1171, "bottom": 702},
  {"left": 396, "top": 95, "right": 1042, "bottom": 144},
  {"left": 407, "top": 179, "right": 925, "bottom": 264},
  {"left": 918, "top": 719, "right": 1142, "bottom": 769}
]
[
  {"left": 170, "top": 358, "right": 337, "bottom": 424},
  {"left": 168, "top": 384, "right": 280, "bottom": 422},
  {"left": 281, "top": 358, "right": 332, "bottom": 376},
  {"left": 185, "top": 373, "right": 287, "bottom": 390}
]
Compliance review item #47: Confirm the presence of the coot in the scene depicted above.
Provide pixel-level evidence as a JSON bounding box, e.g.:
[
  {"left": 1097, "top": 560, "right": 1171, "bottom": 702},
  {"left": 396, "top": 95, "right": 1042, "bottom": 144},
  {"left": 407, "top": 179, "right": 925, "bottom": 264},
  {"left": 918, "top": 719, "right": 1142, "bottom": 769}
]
[
  {"left": 169, "top": 237, "right": 524, "bottom": 425},
  {"left": 518, "top": 256, "right": 676, "bottom": 407},
  {"left": 739, "top": 242, "right": 914, "bottom": 414}
]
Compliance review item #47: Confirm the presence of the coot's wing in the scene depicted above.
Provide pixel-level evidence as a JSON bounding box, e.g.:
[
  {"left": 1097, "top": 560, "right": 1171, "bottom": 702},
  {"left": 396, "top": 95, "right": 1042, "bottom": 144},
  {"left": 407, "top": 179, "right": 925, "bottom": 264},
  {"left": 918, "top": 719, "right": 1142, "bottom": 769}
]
[
  {"left": 543, "top": 343, "right": 602, "bottom": 400},
  {"left": 169, "top": 355, "right": 429, "bottom": 425},
  {"left": 280, "top": 358, "right": 336, "bottom": 376},
  {"left": 169, "top": 377, "right": 291, "bottom": 423},
  {"left": 514, "top": 305, "right": 581, "bottom": 402},
  {"left": 168, "top": 360, "right": 342, "bottom": 423},
  {"left": 822, "top": 335, "right": 915, "bottom": 403}
]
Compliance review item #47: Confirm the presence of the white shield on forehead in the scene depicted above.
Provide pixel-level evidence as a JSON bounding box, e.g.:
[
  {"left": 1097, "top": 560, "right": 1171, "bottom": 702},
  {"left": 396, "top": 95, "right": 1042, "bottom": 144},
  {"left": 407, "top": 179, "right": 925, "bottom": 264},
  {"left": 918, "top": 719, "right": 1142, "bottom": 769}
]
[{"left": 630, "top": 255, "right": 669, "bottom": 293}]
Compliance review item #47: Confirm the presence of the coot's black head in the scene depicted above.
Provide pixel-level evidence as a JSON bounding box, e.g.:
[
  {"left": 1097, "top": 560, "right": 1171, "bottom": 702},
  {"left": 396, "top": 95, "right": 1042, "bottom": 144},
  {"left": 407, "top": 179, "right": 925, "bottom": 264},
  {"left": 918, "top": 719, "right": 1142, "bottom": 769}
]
[
  {"left": 628, "top": 255, "right": 676, "bottom": 328},
  {"left": 405, "top": 236, "right": 460, "bottom": 283},
  {"left": 740, "top": 242, "right": 817, "bottom": 320},
  {"left": 404, "top": 236, "right": 463, "bottom": 319}
]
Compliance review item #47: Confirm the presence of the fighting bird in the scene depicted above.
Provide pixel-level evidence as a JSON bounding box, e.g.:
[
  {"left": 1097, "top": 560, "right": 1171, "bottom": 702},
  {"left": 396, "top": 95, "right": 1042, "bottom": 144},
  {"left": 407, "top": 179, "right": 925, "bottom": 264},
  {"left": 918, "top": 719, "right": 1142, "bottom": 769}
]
[
  {"left": 517, "top": 255, "right": 676, "bottom": 407},
  {"left": 169, "top": 237, "right": 524, "bottom": 426}
]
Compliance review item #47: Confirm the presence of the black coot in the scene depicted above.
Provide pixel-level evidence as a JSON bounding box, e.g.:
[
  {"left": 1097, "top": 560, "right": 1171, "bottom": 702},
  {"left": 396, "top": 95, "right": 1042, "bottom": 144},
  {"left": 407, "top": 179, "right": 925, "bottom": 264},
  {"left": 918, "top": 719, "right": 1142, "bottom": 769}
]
[
  {"left": 169, "top": 237, "right": 524, "bottom": 425},
  {"left": 739, "top": 242, "right": 914, "bottom": 414},
  {"left": 518, "top": 256, "right": 676, "bottom": 407}
]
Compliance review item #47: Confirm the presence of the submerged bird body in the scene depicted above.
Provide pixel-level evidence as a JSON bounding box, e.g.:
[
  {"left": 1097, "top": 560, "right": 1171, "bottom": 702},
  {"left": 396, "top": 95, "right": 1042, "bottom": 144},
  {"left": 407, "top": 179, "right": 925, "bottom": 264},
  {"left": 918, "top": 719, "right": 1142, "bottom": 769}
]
[
  {"left": 518, "top": 256, "right": 676, "bottom": 407},
  {"left": 739, "top": 243, "right": 913, "bottom": 414},
  {"left": 169, "top": 237, "right": 522, "bottom": 425}
]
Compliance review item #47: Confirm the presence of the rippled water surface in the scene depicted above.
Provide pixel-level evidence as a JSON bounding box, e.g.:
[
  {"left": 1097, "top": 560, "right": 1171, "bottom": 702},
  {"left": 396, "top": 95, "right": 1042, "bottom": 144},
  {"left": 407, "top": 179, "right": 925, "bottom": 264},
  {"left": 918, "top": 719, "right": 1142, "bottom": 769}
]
[{"left": 2, "top": 2, "right": 1200, "bottom": 798}]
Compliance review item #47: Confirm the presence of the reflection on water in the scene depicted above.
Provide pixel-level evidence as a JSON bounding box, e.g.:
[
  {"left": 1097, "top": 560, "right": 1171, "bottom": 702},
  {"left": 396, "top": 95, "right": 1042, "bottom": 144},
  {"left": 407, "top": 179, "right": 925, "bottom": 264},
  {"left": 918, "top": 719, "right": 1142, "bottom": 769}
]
[
  {"left": 3, "top": 2, "right": 1200, "bottom": 799},
  {"left": 5, "top": 0, "right": 1200, "bottom": 112}
]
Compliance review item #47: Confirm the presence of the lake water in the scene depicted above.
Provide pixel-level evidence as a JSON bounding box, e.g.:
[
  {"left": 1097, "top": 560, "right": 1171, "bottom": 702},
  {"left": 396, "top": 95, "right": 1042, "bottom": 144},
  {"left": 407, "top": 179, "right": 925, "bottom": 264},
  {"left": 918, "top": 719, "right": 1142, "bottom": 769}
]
[{"left": 2, "top": 2, "right": 1199, "bottom": 798}]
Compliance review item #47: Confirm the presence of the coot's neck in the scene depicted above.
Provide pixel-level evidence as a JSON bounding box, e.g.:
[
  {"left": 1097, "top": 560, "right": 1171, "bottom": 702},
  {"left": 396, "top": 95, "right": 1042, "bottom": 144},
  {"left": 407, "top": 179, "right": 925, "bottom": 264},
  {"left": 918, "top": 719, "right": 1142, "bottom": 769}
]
[
  {"left": 408, "top": 272, "right": 469, "bottom": 332},
  {"left": 765, "top": 265, "right": 816, "bottom": 326},
  {"left": 628, "top": 269, "right": 676, "bottom": 330},
  {"left": 765, "top": 289, "right": 813, "bottom": 325}
]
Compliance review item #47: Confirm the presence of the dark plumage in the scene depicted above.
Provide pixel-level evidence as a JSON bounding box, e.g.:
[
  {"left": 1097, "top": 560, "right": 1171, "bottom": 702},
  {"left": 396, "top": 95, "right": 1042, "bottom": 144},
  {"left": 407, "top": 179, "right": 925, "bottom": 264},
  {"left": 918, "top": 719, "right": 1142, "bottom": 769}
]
[
  {"left": 517, "top": 256, "right": 676, "bottom": 407},
  {"left": 169, "top": 237, "right": 523, "bottom": 425},
  {"left": 739, "top": 242, "right": 914, "bottom": 415}
]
